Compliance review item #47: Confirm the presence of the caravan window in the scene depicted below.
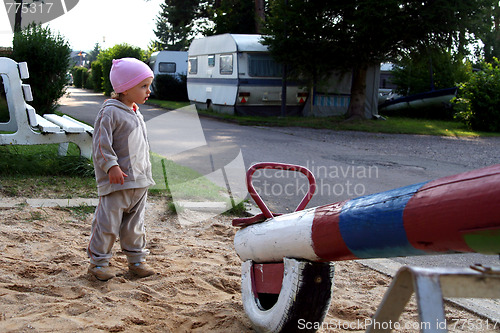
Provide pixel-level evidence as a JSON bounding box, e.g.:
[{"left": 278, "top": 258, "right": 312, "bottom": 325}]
[
  {"left": 248, "top": 54, "right": 283, "bottom": 77},
  {"left": 220, "top": 54, "right": 233, "bottom": 75},
  {"left": 208, "top": 55, "right": 215, "bottom": 67},
  {"left": 159, "top": 62, "right": 176, "bottom": 74},
  {"left": 188, "top": 57, "right": 198, "bottom": 74}
]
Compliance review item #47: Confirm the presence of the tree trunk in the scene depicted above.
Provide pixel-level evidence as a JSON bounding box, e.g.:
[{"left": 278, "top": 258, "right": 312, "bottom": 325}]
[
  {"left": 14, "top": 0, "right": 23, "bottom": 32},
  {"left": 346, "top": 64, "right": 368, "bottom": 120},
  {"left": 254, "top": 0, "right": 265, "bottom": 33}
]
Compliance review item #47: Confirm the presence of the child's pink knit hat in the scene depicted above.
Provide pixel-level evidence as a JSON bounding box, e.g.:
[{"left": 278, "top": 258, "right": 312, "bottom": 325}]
[{"left": 110, "top": 58, "right": 154, "bottom": 93}]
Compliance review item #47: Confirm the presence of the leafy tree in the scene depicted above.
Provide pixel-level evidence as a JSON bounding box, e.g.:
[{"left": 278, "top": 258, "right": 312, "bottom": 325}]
[
  {"left": 263, "top": 0, "right": 494, "bottom": 119},
  {"left": 11, "top": 23, "right": 71, "bottom": 115},
  {"left": 391, "top": 47, "right": 471, "bottom": 96},
  {"left": 477, "top": 2, "right": 500, "bottom": 63}
]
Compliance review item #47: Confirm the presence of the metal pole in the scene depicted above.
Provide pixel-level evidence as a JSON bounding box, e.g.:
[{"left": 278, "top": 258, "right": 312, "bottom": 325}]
[{"left": 281, "top": 65, "right": 287, "bottom": 117}]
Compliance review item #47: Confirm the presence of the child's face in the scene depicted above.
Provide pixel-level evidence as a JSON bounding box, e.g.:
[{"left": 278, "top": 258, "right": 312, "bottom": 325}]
[{"left": 121, "top": 77, "right": 153, "bottom": 107}]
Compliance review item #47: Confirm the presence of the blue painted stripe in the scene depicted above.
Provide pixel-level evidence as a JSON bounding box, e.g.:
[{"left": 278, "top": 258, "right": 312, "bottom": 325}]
[
  {"left": 187, "top": 77, "right": 238, "bottom": 85},
  {"left": 238, "top": 78, "right": 283, "bottom": 86},
  {"left": 187, "top": 77, "right": 300, "bottom": 87},
  {"left": 338, "top": 182, "right": 428, "bottom": 259}
]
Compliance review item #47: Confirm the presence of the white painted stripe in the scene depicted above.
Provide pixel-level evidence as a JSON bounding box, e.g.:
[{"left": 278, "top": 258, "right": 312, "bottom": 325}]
[{"left": 234, "top": 207, "right": 319, "bottom": 262}]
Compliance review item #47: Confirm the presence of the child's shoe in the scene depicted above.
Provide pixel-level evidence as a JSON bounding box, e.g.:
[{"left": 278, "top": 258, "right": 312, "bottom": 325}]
[
  {"left": 88, "top": 264, "right": 115, "bottom": 281},
  {"left": 129, "top": 262, "right": 155, "bottom": 278}
]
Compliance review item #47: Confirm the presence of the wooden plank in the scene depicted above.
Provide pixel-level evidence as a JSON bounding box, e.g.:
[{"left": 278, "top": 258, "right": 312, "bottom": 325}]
[
  {"left": 26, "top": 105, "right": 38, "bottom": 127},
  {"left": 35, "top": 114, "right": 61, "bottom": 133},
  {"left": 18, "top": 62, "right": 29, "bottom": 79},
  {"left": 22, "top": 84, "right": 33, "bottom": 101},
  {"left": 44, "top": 114, "right": 85, "bottom": 133},
  {"left": 62, "top": 115, "right": 94, "bottom": 135}
]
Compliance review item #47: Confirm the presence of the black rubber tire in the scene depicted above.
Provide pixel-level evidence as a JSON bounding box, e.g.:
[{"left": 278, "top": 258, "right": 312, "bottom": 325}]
[{"left": 241, "top": 258, "right": 335, "bottom": 333}]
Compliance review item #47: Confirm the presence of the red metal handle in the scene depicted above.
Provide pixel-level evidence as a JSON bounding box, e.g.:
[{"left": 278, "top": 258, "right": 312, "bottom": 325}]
[{"left": 246, "top": 162, "right": 317, "bottom": 219}]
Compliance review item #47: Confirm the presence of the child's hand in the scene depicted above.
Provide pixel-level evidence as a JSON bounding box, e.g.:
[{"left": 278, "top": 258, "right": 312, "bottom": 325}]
[{"left": 108, "top": 165, "right": 128, "bottom": 185}]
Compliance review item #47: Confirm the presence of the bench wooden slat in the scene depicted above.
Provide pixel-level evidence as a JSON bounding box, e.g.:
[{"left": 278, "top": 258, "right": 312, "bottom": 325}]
[
  {"left": 43, "top": 114, "right": 85, "bottom": 133},
  {"left": 22, "top": 84, "right": 33, "bottom": 101},
  {"left": 62, "top": 115, "right": 94, "bottom": 135},
  {"left": 35, "top": 114, "right": 61, "bottom": 133},
  {"left": 26, "top": 105, "right": 38, "bottom": 127},
  {"left": 18, "top": 62, "right": 29, "bottom": 79}
]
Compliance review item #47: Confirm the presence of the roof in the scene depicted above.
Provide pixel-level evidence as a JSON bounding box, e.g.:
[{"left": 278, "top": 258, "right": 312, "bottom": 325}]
[{"left": 188, "top": 34, "right": 268, "bottom": 55}]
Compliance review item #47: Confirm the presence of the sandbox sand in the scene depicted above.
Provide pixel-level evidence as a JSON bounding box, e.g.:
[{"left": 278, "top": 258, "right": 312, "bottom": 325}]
[{"left": 0, "top": 197, "right": 496, "bottom": 332}]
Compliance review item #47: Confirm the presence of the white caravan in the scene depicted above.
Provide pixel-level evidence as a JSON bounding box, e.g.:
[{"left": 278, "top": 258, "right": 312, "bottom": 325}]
[
  {"left": 148, "top": 50, "right": 188, "bottom": 78},
  {"left": 187, "top": 34, "right": 308, "bottom": 116},
  {"left": 148, "top": 51, "right": 188, "bottom": 96}
]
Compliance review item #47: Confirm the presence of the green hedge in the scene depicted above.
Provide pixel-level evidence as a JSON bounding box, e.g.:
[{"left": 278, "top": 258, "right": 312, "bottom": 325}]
[
  {"left": 453, "top": 60, "right": 500, "bottom": 132},
  {"left": 91, "top": 61, "right": 103, "bottom": 92},
  {"left": 152, "top": 74, "right": 188, "bottom": 101},
  {"left": 72, "top": 66, "right": 88, "bottom": 88}
]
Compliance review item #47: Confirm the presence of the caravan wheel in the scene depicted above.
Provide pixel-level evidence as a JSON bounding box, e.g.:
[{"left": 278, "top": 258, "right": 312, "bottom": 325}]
[{"left": 241, "top": 258, "right": 335, "bottom": 333}]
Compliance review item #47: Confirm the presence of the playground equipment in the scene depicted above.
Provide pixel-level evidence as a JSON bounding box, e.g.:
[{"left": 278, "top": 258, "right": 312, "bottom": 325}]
[
  {"left": 0, "top": 57, "right": 92, "bottom": 158},
  {"left": 233, "top": 162, "right": 500, "bottom": 332}
]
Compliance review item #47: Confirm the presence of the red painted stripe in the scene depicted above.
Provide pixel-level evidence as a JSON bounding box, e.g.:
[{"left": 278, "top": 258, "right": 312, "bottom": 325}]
[
  {"left": 311, "top": 201, "right": 358, "bottom": 261},
  {"left": 252, "top": 263, "right": 284, "bottom": 294},
  {"left": 403, "top": 164, "right": 500, "bottom": 253}
]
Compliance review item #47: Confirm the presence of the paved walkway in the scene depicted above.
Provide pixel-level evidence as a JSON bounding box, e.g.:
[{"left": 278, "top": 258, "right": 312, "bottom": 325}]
[{"left": 0, "top": 197, "right": 98, "bottom": 208}]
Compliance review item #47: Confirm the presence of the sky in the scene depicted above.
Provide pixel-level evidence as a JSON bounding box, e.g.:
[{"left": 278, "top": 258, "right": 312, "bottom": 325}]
[{"left": 0, "top": 0, "right": 164, "bottom": 51}]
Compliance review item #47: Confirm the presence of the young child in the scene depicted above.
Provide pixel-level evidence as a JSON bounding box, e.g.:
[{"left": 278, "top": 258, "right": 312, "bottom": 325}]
[{"left": 87, "top": 57, "right": 156, "bottom": 281}]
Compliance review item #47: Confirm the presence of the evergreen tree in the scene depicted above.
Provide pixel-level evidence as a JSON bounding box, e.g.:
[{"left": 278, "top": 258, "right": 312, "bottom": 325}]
[
  {"left": 86, "top": 43, "right": 101, "bottom": 66},
  {"left": 154, "top": 0, "right": 205, "bottom": 50},
  {"left": 153, "top": 0, "right": 262, "bottom": 50},
  {"left": 209, "top": 0, "right": 257, "bottom": 35}
]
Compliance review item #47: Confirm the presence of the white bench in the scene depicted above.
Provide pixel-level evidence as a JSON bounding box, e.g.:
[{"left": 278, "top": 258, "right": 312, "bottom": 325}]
[{"left": 0, "top": 57, "right": 92, "bottom": 158}]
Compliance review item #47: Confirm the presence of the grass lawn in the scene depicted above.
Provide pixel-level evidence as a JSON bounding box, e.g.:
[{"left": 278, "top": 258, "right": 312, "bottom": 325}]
[
  {"left": 0, "top": 143, "right": 245, "bottom": 215},
  {"left": 0, "top": 143, "right": 96, "bottom": 198},
  {"left": 149, "top": 152, "right": 246, "bottom": 214}
]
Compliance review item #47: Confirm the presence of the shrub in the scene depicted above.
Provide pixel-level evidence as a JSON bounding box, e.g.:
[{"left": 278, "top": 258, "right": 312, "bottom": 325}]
[
  {"left": 11, "top": 23, "right": 71, "bottom": 115},
  {"left": 453, "top": 60, "right": 500, "bottom": 132},
  {"left": 72, "top": 66, "right": 88, "bottom": 88},
  {"left": 152, "top": 74, "right": 188, "bottom": 101},
  {"left": 84, "top": 70, "right": 94, "bottom": 90},
  {"left": 91, "top": 61, "right": 103, "bottom": 92},
  {"left": 96, "top": 44, "right": 145, "bottom": 95}
]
